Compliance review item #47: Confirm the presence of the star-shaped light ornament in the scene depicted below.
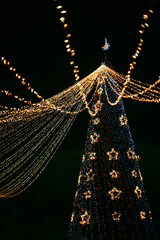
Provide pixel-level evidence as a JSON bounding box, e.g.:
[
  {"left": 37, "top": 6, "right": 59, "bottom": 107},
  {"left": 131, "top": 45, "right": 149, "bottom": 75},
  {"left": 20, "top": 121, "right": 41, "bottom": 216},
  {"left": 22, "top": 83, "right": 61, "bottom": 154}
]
[
  {"left": 80, "top": 210, "right": 91, "bottom": 225},
  {"left": 90, "top": 132, "right": 100, "bottom": 144},
  {"left": 102, "top": 38, "right": 110, "bottom": 51},
  {"left": 119, "top": 115, "right": 128, "bottom": 126},
  {"left": 134, "top": 186, "right": 142, "bottom": 199},
  {"left": 93, "top": 117, "right": 100, "bottom": 125},
  {"left": 84, "top": 190, "right": 92, "bottom": 199},
  {"left": 108, "top": 187, "right": 122, "bottom": 200},
  {"left": 140, "top": 211, "right": 146, "bottom": 220},
  {"left": 94, "top": 100, "right": 103, "bottom": 114},
  {"left": 112, "top": 212, "right": 121, "bottom": 221},
  {"left": 126, "top": 148, "right": 136, "bottom": 160},
  {"left": 109, "top": 170, "right": 119, "bottom": 178},
  {"left": 86, "top": 169, "right": 95, "bottom": 181},
  {"left": 107, "top": 148, "right": 119, "bottom": 161},
  {"left": 131, "top": 169, "right": 138, "bottom": 178},
  {"left": 89, "top": 152, "right": 96, "bottom": 160}
]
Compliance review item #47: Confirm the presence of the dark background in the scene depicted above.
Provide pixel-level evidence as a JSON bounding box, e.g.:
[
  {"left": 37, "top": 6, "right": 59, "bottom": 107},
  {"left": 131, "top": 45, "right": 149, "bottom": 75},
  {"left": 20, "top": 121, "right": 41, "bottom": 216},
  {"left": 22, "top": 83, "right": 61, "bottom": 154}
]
[{"left": 0, "top": 0, "right": 160, "bottom": 239}]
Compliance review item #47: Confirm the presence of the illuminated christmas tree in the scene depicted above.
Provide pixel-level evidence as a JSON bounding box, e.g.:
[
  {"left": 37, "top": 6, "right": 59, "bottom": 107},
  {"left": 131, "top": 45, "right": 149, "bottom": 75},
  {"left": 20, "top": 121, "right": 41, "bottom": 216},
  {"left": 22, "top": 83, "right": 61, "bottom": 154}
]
[{"left": 67, "top": 71, "right": 156, "bottom": 240}]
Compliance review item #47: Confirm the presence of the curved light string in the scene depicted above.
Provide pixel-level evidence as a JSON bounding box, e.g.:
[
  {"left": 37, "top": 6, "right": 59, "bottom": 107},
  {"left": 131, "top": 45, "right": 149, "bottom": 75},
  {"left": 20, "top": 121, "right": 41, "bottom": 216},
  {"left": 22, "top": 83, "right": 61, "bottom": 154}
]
[
  {"left": 54, "top": 0, "right": 80, "bottom": 81},
  {"left": 102, "top": 8, "right": 154, "bottom": 106},
  {"left": 0, "top": 57, "right": 44, "bottom": 103}
]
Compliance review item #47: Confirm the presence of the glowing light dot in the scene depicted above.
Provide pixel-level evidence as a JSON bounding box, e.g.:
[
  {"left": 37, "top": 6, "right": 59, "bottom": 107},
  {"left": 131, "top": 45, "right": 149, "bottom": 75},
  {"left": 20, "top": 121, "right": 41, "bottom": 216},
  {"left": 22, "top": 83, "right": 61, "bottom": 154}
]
[
  {"left": 60, "top": 17, "right": 65, "bottom": 23},
  {"left": 57, "top": 5, "right": 62, "bottom": 9}
]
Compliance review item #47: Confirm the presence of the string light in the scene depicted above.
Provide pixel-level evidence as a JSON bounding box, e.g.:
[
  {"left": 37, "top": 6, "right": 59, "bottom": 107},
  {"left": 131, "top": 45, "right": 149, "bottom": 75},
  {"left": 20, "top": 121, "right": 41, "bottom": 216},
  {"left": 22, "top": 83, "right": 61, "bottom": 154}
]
[
  {"left": 0, "top": 57, "right": 44, "bottom": 101},
  {"left": 54, "top": 1, "right": 80, "bottom": 81}
]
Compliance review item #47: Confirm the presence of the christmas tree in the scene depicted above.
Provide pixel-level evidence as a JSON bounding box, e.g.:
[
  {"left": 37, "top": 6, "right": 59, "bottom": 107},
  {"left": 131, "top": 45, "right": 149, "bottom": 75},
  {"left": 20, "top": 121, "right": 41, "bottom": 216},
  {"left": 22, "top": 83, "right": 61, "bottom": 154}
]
[{"left": 67, "top": 72, "right": 156, "bottom": 240}]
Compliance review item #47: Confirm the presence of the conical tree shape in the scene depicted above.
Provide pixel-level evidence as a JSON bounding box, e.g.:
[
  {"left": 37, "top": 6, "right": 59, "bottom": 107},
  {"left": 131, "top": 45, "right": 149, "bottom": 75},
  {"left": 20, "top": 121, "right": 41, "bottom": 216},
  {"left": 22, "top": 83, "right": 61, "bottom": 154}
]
[{"left": 67, "top": 75, "right": 156, "bottom": 240}]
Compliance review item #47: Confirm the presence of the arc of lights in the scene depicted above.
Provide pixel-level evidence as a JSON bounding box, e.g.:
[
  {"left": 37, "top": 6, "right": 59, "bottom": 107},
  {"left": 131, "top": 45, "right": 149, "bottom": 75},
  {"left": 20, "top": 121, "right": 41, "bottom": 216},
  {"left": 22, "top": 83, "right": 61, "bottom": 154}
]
[
  {"left": 54, "top": 0, "right": 80, "bottom": 81},
  {"left": 0, "top": 57, "right": 44, "bottom": 102}
]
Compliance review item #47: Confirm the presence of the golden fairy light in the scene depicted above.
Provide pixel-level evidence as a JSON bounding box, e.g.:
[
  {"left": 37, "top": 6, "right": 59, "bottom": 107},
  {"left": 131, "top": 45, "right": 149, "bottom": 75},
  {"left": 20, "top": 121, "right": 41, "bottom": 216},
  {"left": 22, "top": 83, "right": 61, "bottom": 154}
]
[
  {"left": 80, "top": 210, "right": 91, "bottom": 225},
  {"left": 107, "top": 148, "right": 119, "bottom": 161},
  {"left": 108, "top": 187, "right": 122, "bottom": 200}
]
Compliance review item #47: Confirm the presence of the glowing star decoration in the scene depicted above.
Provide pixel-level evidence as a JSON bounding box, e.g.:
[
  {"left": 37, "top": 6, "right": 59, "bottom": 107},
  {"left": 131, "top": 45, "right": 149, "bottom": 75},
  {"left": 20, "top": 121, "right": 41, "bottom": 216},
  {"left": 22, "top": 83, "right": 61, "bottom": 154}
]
[
  {"left": 94, "top": 100, "right": 103, "bottom": 114},
  {"left": 131, "top": 169, "right": 138, "bottom": 178},
  {"left": 126, "top": 148, "right": 136, "bottom": 160},
  {"left": 119, "top": 114, "right": 128, "bottom": 126},
  {"left": 107, "top": 148, "right": 119, "bottom": 161},
  {"left": 86, "top": 169, "right": 95, "bottom": 181},
  {"left": 84, "top": 190, "right": 92, "bottom": 199},
  {"left": 80, "top": 210, "right": 91, "bottom": 225},
  {"left": 112, "top": 212, "right": 121, "bottom": 221},
  {"left": 140, "top": 211, "right": 146, "bottom": 220},
  {"left": 102, "top": 38, "right": 110, "bottom": 51},
  {"left": 89, "top": 152, "right": 96, "bottom": 160},
  {"left": 90, "top": 132, "right": 100, "bottom": 144},
  {"left": 93, "top": 117, "right": 100, "bottom": 125},
  {"left": 109, "top": 170, "right": 119, "bottom": 178},
  {"left": 71, "top": 212, "right": 75, "bottom": 222},
  {"left": 134, "top": 186, "right": 142, "bottom": 199},
  {"left": 108, "top": 187, "right": 122, "bottom": 200}
]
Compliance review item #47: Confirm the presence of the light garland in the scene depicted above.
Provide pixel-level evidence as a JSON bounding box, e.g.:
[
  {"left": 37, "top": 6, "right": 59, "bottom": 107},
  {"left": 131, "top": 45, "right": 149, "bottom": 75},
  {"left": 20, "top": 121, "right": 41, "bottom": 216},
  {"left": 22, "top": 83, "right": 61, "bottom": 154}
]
[
  {"left": 0, "top": 56, "right": 44, "bottom": 101},
  {"left": 54, "top": 0, "right": 80, "bottom": 81}
]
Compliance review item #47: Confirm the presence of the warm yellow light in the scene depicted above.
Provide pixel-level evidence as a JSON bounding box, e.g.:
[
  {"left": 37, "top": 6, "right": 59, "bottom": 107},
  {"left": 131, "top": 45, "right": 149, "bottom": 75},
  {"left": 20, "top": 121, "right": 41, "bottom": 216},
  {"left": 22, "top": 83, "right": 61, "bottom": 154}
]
[
  {"left": 67, "top": 34, "right": 71, "bottom": 37},
  {"left": 13, "top": 68, "right": 16, "bottom": 71},
  {"left": 61, "top": 10, "right": 67, "bottom": 14},
  {"left": 139, "top": 30, "right": 144, "bottom": 34},
  {"left": 66, "top": 44, "right": 70, "bottom": 48},
  {"left": 67, "top": 48, "right": 71, "bottom": 52},
  {"left": 7, "top": 62, "right": 10, "bottom": 65},
  {"left": 64, "top": 24, "right": 68, "bottom": 28},
  {"left": 10, "top": 67, "right": 13, "bottom": 70},
  {"left": 64, "top": 39, "right": 69, "bottom": 43},
  {"left": 74, "top": 66, "right": 78, "bottom": 69},
  {"left": 57, "top": 5, "right": 62, "bottom": 9},
  {"left": 143, "top": 14, "right": 148, "bottom": 20},
  {"left": 71, "top": 52, "right": 75, "bottom": 56},
  {"left": 3, "top": 60, "right": 7, "bottom": 65},
  {"left": 140, "top": 38, "right": 143, "bottom": 43},
  {"left": 1, "top": 57, "right": 4, "bottom": 61},
  {"left": 145, "top": 23, "right": 149, "bottom": 27},
  {"left": 70, "top": 61, "right": 74, "bottom": 65},
  {"left": 60, "top": 17, "right": 65, "bottom": 23},
  {"left": 149, "top": 9, "right": 153, "bottom": 14}
]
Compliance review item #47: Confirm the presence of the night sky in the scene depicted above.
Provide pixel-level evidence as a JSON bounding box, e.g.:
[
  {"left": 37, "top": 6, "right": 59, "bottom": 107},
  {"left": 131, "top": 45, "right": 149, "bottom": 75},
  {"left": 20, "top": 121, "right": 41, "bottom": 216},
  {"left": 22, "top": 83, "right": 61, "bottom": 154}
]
[{"left": 0, "top": 0, "right": 160, "bottom": 146}]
